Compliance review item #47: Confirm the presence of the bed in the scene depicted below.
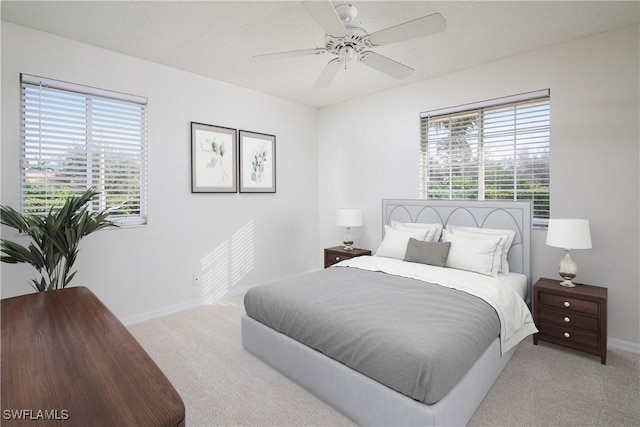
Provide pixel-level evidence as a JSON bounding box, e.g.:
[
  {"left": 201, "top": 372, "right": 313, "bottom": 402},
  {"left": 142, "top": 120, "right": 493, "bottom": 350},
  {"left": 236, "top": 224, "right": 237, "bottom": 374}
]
[{"left": 242, "top": 199, "right": 537, "bottom": 426}]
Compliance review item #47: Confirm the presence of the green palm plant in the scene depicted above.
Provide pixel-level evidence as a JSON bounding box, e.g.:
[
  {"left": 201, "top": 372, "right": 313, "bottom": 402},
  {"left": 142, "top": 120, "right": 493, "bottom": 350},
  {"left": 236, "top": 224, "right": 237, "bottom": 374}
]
[{"left": 1, "top": 188, "right": 117, "bottom": 292}]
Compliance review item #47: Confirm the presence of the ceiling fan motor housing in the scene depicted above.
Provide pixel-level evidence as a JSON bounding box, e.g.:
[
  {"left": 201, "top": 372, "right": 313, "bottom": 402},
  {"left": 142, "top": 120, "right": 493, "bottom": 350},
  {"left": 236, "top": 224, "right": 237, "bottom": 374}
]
[
  {"left": 335, "top": 3, "right": 358, "bottom": 22},
  {"left": 324, "top": 21, "right": 370, "bottom": 63}
]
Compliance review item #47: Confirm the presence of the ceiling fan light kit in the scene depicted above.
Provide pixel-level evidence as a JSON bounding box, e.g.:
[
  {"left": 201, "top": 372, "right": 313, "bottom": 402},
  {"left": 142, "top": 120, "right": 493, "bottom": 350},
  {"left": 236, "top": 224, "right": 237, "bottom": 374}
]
[{"left": 253, "top": 1, "right": 446, "bottom": 88}]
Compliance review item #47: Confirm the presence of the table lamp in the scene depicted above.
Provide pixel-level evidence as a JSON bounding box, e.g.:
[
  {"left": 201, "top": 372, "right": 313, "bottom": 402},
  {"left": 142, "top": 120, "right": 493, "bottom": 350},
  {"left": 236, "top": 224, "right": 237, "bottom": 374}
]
[
  {"left": 336, "top": 208, "right": 363, "bottom": 250},
  {"left": 546, "top": 218, "right": 592, "bottom": 287}
]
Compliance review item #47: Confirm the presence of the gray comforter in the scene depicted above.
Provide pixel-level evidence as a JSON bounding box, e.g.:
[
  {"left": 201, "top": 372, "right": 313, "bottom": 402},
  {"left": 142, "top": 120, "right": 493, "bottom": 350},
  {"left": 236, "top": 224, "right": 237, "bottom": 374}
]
[{"left": 244, "top": 266, "right": 500, "bottom": 404}]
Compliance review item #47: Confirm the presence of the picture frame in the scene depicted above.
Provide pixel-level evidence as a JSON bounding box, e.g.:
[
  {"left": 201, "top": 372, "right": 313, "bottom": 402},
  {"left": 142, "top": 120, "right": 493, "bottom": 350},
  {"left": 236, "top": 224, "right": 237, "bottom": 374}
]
[
  {"left": 239, "top": 130, "right": 276, "bottom": 193},
  {"left": 191, "top": 122, "right": 237, "bottom": 193}
]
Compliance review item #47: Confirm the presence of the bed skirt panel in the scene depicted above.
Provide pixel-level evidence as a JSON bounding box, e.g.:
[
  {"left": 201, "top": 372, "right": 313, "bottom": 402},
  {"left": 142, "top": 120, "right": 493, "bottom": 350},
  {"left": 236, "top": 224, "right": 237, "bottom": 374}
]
[{"left": 241, "top": 315, "right": 516, "bottom": 426}]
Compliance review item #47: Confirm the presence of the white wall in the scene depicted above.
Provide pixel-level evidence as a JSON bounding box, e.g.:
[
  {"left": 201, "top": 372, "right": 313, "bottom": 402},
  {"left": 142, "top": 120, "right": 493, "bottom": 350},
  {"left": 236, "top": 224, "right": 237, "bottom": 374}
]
[
  {"left": 1, "top": 22, "right": 320, "bottom": 321},
  {"left": 318, "top": 25, "right": 640, "bottom": 348},
  {"left": 2, "top": 21, "right": 639, "bottom": 349}
]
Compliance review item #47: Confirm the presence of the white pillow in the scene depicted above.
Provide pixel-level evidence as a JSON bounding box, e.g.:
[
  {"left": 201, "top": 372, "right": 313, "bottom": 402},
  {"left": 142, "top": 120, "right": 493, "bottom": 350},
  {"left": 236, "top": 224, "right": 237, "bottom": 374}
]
[
  {"left": 443, "top": 229, "right": 503, "bottom": 276},
  {"left": 446, "top": 225, "right": 515, "bottom": 273},
  {"left": 390, "top": 221, "right": 443, "bottom": 242},
  {"left": 375, "top": 225, "right": 428, "bottom": 259},
  {"left": 446, "top": 228, "right": 504, "bottom": 275}
]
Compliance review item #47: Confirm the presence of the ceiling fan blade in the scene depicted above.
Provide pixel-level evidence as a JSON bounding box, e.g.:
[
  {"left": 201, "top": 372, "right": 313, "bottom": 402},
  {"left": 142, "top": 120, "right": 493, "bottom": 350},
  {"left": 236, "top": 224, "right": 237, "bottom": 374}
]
[
  {"left": 313, "top": 59, "right": 342, "bottom": 88},
  {"left": 359, "top": 51, "right": 413, "bottom": 79},
  {"left": 253, "top": 47, "right": 327, "bottom": 61},
  {"left": 367, "top": 13, "right": 446, "bottom": 46},
  {"left": 302, "top": 0, "right": 348, "bottom": 38}
]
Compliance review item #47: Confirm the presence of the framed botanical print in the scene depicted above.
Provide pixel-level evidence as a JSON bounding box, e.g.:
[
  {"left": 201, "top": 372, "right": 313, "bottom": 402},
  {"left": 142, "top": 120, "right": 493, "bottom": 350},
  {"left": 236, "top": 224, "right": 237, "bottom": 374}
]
[
  {"left": 239, "top": 130, "right": 276, "bottom": 193},
  {"left": 191, "top": 122, "right": 237, "bottom": 193}
]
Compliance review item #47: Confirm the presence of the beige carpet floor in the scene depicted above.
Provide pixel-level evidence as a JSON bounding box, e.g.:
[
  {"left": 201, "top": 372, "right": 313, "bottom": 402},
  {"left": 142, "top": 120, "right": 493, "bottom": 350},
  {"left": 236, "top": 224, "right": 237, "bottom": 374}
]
[{"left": 128, "top": 296, "right": 640, "bottom": 427}]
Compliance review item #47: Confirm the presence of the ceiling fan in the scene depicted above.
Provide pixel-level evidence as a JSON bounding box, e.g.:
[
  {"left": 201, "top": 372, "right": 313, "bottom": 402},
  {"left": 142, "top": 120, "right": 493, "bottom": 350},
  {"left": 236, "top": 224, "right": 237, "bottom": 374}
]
[{"left": 253, "top": 1, "right": 446, "bottom": 88}]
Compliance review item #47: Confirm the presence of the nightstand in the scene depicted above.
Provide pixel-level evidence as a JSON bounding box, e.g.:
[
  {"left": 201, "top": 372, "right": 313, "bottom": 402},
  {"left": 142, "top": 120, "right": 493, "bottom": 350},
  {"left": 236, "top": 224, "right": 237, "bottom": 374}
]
[
  {"left": 533, "top": 277, "right": 607, "bottom": 364},
  {"left": 324, "top": 246, "right": 371, "bottom": 268}
]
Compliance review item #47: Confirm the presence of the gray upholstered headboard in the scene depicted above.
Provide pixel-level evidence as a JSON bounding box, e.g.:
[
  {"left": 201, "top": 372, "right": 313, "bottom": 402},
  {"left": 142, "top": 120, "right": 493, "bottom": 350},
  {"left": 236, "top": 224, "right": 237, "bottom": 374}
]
[{"left": 382, "top": 199, "right": 532, "bottom": 300}]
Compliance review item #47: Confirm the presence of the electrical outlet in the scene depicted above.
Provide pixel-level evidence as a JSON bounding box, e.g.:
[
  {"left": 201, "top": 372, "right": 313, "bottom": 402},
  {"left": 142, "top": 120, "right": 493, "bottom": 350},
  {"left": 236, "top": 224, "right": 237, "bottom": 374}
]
[{"left": 192, "top": 274, "right": 200, "bottom": 287}]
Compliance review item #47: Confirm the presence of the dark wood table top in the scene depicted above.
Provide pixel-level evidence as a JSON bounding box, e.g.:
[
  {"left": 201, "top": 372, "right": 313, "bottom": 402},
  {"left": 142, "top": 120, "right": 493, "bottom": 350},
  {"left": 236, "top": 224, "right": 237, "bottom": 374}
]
[{"left": 1, "top": 287, "right": 185, "bottom": 426}]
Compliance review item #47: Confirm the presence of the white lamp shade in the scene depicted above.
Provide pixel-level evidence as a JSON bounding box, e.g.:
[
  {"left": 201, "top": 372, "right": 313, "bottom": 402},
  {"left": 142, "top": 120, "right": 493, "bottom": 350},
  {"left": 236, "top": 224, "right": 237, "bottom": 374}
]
[
  {"left": 336, "top": 208, "right": 363, "bottom": 227},
  {"left": 546, "top": 218, "right": 592, "bottom": 249}
]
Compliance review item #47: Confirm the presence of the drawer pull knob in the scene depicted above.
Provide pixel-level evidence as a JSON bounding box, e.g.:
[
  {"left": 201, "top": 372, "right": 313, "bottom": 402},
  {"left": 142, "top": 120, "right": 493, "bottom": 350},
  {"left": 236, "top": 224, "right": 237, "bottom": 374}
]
[
  {"left": 564, "top": 317, "right": 571, "bottom": 323},
  {"left": 563, "top": 301, "right": 571, "bottom": 308},
  {"left": 335, "top": 257, "right": 340, "bottom": 261},
  {"left": 563, "top": 332, "right": 571, "bottom": 338}
]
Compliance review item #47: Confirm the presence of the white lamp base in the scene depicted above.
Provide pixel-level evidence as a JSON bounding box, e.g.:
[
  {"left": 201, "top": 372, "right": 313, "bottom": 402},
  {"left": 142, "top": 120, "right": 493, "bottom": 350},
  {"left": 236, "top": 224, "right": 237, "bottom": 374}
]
[
  {"left": 343, "top": 227, "right": 354, "bottom": 251},
  {"left": 558, "top": 249, "right": 578, "bottom": 287},
  {"left": 559, "top": 279, "right": 576, "bottom": 288}
]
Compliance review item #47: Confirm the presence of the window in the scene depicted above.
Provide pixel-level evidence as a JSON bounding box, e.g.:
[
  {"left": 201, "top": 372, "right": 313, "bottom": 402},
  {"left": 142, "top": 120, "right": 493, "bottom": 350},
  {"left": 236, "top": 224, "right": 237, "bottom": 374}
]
[
  {"left": 420, "top": 90, "right": 550, "bottom": 225},
  {"left": 21, "top": 74, "right": 148, "bottom": 226}
]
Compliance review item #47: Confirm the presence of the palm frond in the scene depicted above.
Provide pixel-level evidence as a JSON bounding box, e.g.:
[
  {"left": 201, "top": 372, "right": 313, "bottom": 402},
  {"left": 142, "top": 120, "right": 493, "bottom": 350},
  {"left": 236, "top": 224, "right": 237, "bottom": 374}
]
[{"left": 1, "top": 187, "right": 117, "bottom": 291}]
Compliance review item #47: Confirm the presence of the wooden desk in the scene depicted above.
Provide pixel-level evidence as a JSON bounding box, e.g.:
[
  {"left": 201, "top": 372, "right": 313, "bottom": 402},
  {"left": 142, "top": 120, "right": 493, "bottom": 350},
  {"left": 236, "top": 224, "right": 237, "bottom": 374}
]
[{"left": 1, "top": 287, "right": 185, "bottom": 426}]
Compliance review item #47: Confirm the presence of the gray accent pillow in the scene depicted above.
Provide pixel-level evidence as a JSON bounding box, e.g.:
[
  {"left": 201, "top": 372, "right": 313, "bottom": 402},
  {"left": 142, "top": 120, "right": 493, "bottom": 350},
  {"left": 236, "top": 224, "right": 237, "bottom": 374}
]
[{"left": 404, "top": 238, "right": 451, "bottom": 267}]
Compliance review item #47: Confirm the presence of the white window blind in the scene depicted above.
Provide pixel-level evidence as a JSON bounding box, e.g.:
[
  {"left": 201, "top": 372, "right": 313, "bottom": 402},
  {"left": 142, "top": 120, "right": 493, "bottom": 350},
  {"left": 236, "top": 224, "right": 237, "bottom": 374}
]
[
  {"left": 420, "top": 90, "right": 550, "bottom": 224},
  {"left": 20, "top": 74, "right": 148, "bottom": 226}
]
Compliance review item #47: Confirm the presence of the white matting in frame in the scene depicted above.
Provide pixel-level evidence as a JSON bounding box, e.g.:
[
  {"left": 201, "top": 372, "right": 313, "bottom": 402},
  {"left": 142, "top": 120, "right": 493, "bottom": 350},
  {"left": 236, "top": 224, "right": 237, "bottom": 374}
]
[
  {"left": 239, "top": 130, "right": 276, "bottom": 193},
  {"left": 191, "top": 122, "right": 237, "bottom": 193}
]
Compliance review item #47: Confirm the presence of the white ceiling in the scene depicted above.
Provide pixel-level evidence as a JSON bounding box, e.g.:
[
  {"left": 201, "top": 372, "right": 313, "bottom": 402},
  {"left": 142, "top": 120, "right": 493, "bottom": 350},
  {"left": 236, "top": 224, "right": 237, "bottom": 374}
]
[{"left": 2, "top": 1, "right": 639, "bottom": 108}]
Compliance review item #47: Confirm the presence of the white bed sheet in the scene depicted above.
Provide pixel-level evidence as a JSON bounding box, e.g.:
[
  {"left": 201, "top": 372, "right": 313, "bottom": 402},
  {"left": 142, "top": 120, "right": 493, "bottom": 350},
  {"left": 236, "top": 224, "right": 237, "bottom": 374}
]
[{"left": 498, "top": 271, "right": 528, "bottom": 301}]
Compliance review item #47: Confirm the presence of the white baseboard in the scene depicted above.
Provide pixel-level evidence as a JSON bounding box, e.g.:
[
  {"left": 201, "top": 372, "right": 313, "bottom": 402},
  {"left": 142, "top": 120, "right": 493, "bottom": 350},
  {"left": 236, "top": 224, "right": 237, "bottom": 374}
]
[
  {"left": 222, "top": 284, "right": 254, "bottom": 298},
  {"left": 608, "top": 337, "right": 640, "bottom": 354},
  {"left": 122, "top": 297, "right": 204, "bottom": 326},
  {"left": 121, "top": 282, "right": 269, "bottom": 326},
  {"left": 121, "top": 271, "right": 321, "bottom": 326}
]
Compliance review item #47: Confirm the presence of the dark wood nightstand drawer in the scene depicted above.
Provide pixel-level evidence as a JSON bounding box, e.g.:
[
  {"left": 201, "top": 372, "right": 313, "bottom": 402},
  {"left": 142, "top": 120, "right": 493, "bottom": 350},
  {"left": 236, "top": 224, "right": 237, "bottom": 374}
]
[
  {"left": 538, "top": 322, "right": 599, "bottom": 348},
  {"left": 539, "top": 293, "right": 600, "bottom": 316},
  {"left": 324, "top": 247, "right": 371, "bottom": 268},
  {"left": 325, "top": 253, "right": 350, "bottom": 267},
  {"left": 538, "top": 307, "right": 599, "bottom": 332}
]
